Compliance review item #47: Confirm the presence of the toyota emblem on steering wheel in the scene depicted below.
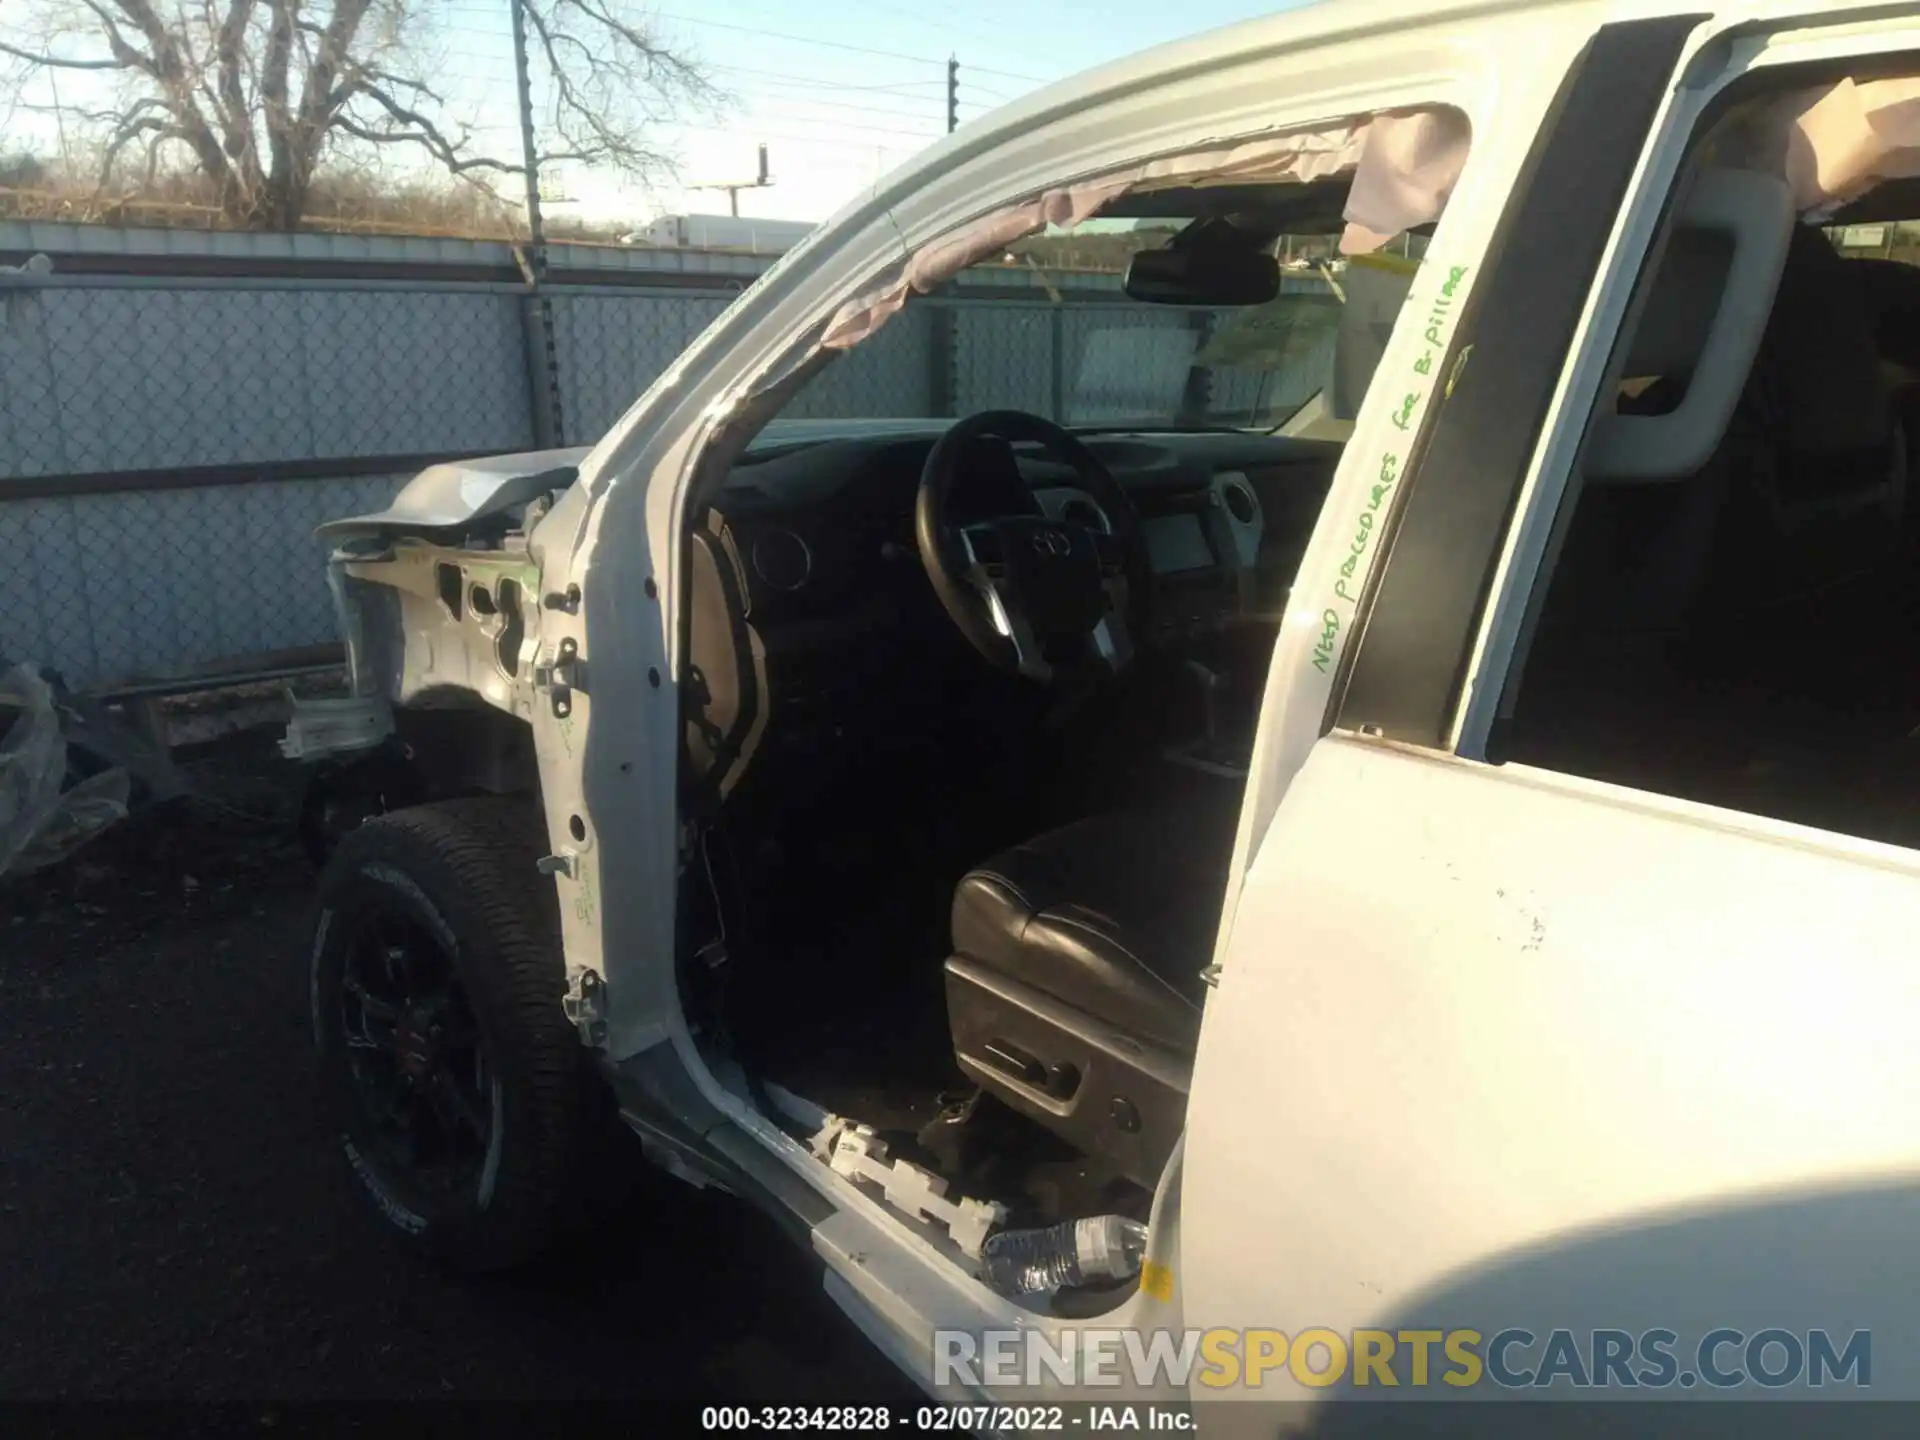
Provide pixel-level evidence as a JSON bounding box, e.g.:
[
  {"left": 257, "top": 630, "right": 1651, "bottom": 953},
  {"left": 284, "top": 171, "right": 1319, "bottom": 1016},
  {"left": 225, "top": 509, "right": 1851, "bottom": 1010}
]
[{"left": 1031, "top": 528, "right": 1072, "bottom": 557}]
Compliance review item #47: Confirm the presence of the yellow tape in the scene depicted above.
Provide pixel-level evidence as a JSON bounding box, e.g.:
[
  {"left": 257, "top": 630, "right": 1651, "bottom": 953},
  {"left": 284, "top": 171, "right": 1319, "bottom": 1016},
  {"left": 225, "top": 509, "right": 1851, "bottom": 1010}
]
[
  {"left": 1346, "top": 250, "right": 1422, "bottom": 277},
  {"left": 1139, "top": 1260, "right": 1175, "bottom": 1302}
]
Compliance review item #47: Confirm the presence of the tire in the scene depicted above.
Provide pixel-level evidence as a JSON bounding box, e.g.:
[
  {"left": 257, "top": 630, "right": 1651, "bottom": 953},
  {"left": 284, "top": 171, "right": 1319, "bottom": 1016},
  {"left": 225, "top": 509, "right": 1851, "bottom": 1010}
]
[{"left": 311, "top": 797, "right": 599, "bottom": 1271}]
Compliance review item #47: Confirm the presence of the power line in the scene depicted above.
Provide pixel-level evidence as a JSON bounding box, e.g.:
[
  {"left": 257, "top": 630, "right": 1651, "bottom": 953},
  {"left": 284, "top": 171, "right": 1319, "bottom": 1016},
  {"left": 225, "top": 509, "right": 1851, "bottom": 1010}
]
[
  {"left": 430, "top": 41, "right": 944, "bottom": 95},
  {"left": 424, "top": 74, "right": 949, "bottom": 136},
  {"left": 842, "top": 0, "right": 1010, "bottom": 50},
  {"left": 397, "top": 30, "right": 1046, "bottom": 111},
  {"left": 673, "top": 121, "right": 935, "bottom": 156},
  {"left": 746, "top": 110, "right": 943, "bottom": 141},
  {"left": 718, "top": 82, "right": 944, "bottom": 122},
  {"left": 655, "top": 10, "right": 1049, "bottom": 80},
  {"left": 652, "top": 11, "right": 946, "bottom": 65},
  {"left": 965, "top": 62, "right": 1048, "bottom": 83},
  {"left": 708, "top": 63, "right": 950, "bottom": 96},
  {"left": 413, "top": 1, "right": 1054, "bottom": 81},
  {"left": 676, "top": 105, "right": 941, "bottom": 142},
  {"left": 958, "top": 83, "right": 1019, "bottom": 105},
  {"left": 686, "top": 109, "right": 941, "bottom": 140},
  {"left": 654, "top": 0, "right": 1050, "bottom": 79},
  {"left": 751, "top": 95, "right": 942, "bottom": 124}
]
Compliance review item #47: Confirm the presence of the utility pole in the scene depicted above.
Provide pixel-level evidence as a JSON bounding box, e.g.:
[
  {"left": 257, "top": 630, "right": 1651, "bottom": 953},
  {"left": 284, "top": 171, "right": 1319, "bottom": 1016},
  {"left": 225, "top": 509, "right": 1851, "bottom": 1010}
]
[
  {"left": 508, "top": 0, "right": 565, "bottom": 447},
  {"left": 48, "top": 71, "right": 70, "bottom": 175},
  {"left": 930, "top": 55, "right": 962, "bottom": 420},
  {"left": 508, "top": 0, "right": 547, "bottom": 261}
]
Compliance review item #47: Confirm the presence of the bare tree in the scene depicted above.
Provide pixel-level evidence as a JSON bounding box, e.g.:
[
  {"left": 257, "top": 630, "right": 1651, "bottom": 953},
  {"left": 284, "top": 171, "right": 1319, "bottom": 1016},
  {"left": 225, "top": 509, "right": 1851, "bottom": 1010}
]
[{"left": 0, "top": 1, "right": 714, "bottom": 230}]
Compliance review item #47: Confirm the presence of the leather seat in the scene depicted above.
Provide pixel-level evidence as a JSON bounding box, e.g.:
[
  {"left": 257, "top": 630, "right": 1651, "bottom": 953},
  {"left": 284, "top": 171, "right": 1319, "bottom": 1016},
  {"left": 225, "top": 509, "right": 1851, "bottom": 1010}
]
[
  {"left": 944, "top": 806, "right": 1235, "bottom": 1186},
  {"left": 951, "top": 811, "right": 1230, "bottom": 1050}
]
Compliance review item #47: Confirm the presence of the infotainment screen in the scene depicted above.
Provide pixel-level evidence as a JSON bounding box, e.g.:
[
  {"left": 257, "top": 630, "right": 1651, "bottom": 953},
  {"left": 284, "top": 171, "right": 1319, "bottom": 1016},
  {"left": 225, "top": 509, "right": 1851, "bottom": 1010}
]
[{"left": 1143, "top": 513, "right": 1214, "bottom": 573}]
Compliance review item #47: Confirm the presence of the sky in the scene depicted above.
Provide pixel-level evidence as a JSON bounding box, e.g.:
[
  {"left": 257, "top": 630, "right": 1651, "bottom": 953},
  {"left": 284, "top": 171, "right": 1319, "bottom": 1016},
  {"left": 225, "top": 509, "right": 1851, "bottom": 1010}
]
[
  {"left": 3, "top": 0, "right": 1311, "bottom": 229},
  {"left": 451, "top": 0, "right": 1314, "bottom": 224}
]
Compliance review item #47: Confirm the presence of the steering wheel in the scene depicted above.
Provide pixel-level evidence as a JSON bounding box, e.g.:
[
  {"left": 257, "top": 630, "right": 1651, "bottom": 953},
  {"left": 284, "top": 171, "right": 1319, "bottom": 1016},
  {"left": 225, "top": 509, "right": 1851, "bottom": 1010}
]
[{"left": 915, "top": 410, "right": 1151, "bottom": 683}]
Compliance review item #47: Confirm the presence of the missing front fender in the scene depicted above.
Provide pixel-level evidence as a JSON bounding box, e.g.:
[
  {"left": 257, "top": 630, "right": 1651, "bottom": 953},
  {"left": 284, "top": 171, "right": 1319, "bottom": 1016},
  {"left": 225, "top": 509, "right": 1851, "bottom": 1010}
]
[{"left": 296, "top": 743, "right": 428, "bottom": 869}]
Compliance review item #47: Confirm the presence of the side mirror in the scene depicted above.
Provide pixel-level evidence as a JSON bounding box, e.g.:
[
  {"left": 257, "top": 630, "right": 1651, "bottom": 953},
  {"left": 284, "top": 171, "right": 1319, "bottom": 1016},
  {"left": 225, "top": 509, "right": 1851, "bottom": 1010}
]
[{"left": 1123, "top": 246, "right": 1280, "bottom": 306}]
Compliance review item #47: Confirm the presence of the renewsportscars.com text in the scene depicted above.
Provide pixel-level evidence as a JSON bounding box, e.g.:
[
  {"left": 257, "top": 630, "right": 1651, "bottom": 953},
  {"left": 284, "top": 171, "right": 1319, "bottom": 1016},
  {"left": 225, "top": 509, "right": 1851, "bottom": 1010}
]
[{"left": 934, "top": 1327, "right": 1872, "bottom": 1391}]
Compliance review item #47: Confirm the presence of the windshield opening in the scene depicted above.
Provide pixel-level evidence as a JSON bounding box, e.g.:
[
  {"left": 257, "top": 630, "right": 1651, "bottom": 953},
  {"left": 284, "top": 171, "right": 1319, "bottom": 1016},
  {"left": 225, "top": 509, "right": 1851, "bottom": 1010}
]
[
  {"left": 976, "top": 221, "right": 1431, "bottom": 435},
  {"left": 743, "top": 222, "right": 1429, "bottom": 454},
  {"left": 745, "top": 106, "right": 1471, "bottom": 452}
]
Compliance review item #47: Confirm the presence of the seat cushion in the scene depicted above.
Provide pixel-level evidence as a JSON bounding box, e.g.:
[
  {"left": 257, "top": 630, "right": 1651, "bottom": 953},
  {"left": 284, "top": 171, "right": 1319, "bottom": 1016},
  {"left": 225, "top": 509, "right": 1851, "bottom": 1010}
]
[{"left": 950, "top": 808, "right": 1233, "bottom": 1052}]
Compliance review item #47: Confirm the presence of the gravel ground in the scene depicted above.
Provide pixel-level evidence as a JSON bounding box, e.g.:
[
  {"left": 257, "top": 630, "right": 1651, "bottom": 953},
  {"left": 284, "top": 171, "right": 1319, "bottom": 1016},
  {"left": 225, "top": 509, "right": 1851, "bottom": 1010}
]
[{"left": 0, "top": 733, "right": 914, "bottom": 1409}]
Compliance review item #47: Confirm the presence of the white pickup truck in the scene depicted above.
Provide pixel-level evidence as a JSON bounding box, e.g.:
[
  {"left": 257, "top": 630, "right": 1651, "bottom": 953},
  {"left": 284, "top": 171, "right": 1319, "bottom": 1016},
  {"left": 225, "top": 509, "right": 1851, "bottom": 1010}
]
[{"left": 286, "top": 0, "right": 1920, "bottom": 1425}]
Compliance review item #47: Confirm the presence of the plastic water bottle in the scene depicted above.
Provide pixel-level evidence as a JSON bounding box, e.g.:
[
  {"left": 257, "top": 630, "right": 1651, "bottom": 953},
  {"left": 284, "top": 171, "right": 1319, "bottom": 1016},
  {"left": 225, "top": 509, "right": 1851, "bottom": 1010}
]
[{"left": 981, "top": 1215, "right": 1148, "bottom": 1296}]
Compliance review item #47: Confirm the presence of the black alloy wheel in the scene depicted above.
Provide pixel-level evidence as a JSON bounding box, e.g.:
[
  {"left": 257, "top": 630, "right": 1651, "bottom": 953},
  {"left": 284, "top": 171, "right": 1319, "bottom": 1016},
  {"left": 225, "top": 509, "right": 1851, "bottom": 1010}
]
[
  {"left": 312, "top": 798, "right": 605, "bottom": 1271},
  {"left": 337, "top": 900, "right": 499, "bottom": 1198}
]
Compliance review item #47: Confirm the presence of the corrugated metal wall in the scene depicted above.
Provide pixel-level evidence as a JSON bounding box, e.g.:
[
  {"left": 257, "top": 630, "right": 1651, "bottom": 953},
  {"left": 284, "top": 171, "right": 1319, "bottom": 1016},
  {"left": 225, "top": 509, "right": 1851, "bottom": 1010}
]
[
  {"left": 0, "top": 262, "right": 771, "bottom": 691},
  {"left": 0, "top": 285, "right": 532, "bottom": 477},
  {"left": 0, "top": 473, "right": 408, "bottom": 686}
]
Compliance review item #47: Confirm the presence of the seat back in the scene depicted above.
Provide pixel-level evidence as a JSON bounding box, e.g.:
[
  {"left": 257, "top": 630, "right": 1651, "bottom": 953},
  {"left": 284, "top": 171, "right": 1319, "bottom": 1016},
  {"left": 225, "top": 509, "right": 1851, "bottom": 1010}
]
[
  {"left": 1531, "top": 222, "right": 1900, "bottom": 689},
  {"left": 1711, "top": 223, "right": 1902, "bottom": 600}
]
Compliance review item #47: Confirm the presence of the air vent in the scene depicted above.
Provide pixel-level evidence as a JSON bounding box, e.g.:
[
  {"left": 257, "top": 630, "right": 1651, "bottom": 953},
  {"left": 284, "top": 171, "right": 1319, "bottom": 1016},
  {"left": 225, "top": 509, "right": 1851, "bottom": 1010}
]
[
  {"left": 1221, "top": 479, "right": 1258, "bottom": 526},
  {"left": 751, "top": 528, "right": 812, "bottom": 591}
]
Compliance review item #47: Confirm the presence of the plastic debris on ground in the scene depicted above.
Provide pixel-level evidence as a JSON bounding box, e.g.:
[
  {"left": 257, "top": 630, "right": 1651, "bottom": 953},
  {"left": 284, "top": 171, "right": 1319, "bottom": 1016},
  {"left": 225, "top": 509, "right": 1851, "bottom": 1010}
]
[
  {"left": 814, "top": 1115, "right": 1009, "bottom": 1257},
  {"left": 0, "top": 662, "right": 138, "bottom": 879}
]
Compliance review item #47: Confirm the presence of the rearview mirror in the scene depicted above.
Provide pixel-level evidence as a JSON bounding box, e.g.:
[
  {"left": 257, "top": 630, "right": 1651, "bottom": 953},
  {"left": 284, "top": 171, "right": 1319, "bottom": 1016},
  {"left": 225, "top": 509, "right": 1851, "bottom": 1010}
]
[{"left": 1123, "top": 247, "right": 1280, "bottom": 306}]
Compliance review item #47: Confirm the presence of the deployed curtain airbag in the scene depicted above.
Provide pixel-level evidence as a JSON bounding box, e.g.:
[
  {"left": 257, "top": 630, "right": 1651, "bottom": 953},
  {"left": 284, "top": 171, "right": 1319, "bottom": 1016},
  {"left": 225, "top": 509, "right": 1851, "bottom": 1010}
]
[
  {"left": 817, "top": 106, "right": 1471, "bottom": 352},
  {"left": 1722, "top": 77, "right": 1920, "bottom": 217}
]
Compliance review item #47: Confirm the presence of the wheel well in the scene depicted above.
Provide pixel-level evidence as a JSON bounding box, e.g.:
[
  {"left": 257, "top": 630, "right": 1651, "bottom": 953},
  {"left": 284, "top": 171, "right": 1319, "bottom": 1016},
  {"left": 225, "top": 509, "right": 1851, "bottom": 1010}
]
[
  {"left": 298, "top": 698, "right": 540, "bottom": 868},
  {"left": 393, "top": 698, "right": 541, "bottom": 802}
]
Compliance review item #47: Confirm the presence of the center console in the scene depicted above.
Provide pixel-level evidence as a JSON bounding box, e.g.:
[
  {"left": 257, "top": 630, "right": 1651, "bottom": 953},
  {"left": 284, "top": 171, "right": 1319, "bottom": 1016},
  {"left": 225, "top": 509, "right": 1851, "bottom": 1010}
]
[
  {"left": 1036, "top": 468, "right": 1272, "bottom": 651},
  {"left": 1139, "top": 471, "right": 1265, "bottom": 648},
  {"left": 1149, "top": 565, "right": 1246, "bottom": 648},
  {"left": 1161, "top": 657, "right": 1256, "bottom": 779}
]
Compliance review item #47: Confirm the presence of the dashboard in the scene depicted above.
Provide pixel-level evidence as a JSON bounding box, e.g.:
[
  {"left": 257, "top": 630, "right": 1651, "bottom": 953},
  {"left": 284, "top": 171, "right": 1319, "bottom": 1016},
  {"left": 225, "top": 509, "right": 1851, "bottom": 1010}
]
[
  {"left": 683, "top": 421, "right": 1342, "bottom": 792},
  {"left": 714, "top": 425, "right": 1338, "bottom": 628}
]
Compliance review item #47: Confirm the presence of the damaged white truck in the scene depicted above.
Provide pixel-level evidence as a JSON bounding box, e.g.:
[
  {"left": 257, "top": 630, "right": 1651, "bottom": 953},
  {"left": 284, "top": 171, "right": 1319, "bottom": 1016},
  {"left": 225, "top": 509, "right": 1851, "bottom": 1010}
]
[{"left": 289, "top": 0, "right": 1920, "bottom": 1419}]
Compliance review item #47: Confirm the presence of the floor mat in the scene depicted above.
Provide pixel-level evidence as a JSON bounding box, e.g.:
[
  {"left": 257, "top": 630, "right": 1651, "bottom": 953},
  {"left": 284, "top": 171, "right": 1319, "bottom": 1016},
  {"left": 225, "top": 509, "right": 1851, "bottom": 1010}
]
[{"left": 752, "top": 994, "right": 965, "bottom": 1137}]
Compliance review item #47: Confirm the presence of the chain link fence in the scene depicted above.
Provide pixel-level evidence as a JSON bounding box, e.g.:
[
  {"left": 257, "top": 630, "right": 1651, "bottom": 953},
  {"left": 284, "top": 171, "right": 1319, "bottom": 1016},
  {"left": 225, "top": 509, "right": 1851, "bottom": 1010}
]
[
  {"left": 1, "top": 272, "right": 547, "bottom": 692},
  {"left": 0, "top": 254, "right": 1333, "bottom": 693}
]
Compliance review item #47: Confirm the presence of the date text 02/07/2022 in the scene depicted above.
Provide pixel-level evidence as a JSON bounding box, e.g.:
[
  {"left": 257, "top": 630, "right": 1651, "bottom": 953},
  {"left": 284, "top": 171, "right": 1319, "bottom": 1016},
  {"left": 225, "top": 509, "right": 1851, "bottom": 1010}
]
[{"left": 697, "top": 1402, "right": 1194, "bottom": 1431}]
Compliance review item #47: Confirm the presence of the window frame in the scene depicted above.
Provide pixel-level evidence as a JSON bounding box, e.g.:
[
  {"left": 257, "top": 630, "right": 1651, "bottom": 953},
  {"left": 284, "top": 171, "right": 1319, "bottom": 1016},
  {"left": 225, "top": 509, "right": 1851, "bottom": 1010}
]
[
  {"left": 1449, "top": 20, "right": 1920, "bottom": 761},
  {"left": 1324, "top": 12, "right": 1712, "bottom": 750}
]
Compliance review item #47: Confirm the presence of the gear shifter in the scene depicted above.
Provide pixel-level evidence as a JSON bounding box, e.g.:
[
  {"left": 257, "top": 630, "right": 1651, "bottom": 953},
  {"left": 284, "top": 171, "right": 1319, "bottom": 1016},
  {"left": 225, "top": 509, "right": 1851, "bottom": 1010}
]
[
  {"left": 1183, "top": 659, "right": 1221, "bottom": 753},
  {"left": 1162, "top": 658, "right": 1245, "bottom": 777}
]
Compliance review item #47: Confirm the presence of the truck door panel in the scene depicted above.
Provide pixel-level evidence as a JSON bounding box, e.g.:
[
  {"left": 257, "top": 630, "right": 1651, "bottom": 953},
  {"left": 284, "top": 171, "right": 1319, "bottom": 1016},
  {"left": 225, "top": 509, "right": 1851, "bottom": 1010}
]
[{"left": 1178, "top": 8, "right": 1920, "bottom": 1419}]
